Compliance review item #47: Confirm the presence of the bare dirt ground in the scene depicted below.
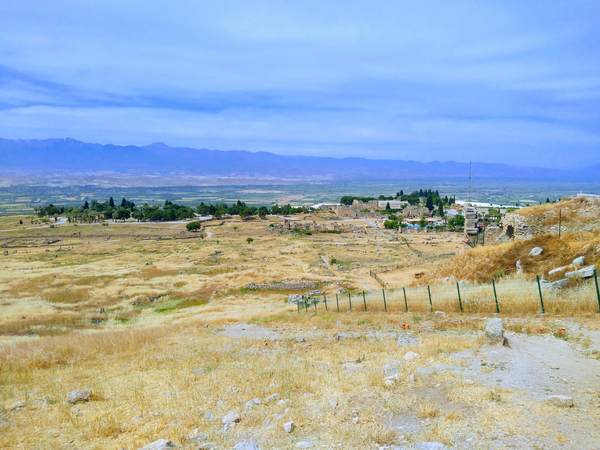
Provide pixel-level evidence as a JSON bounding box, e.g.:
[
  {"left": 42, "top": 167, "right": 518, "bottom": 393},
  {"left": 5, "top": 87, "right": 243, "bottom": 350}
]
[{"left": 1, "top": 213, "right": 599, "bottom": 449}]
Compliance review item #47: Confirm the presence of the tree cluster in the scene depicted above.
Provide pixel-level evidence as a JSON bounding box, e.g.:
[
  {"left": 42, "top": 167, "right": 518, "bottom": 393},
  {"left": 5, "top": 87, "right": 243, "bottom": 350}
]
[{"left": 36, "top": 197, "right": 308, "bottom": 223}]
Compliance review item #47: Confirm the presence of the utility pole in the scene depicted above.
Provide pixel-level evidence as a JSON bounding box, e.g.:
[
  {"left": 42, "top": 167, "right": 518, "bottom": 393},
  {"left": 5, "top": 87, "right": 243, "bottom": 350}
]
[{"left": 558, "top": 208, "right": 562, "bottom": 238}]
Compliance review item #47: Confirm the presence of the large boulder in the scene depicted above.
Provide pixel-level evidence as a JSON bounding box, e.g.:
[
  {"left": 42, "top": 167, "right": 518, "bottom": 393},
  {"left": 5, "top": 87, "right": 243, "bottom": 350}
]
[
  {"left": 484, "top": 318, "right": 504, "bottom": 345},
  {"left": 565, "top": 265, "right": 595, "bottom": 279}
]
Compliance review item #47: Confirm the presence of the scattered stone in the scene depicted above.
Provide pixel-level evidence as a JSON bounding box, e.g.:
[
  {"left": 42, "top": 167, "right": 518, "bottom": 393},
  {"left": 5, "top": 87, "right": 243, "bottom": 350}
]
[
  {"left": 396, "top": 333, "right": 419, "bottom": 347},
  {"left": 484, "top": 318, "right": 504, "bottom": 345},
  {"left": 548, "top": 266, "right": 568, "bottom": 276},
  {"left": 284, "top": 421, "right": 295, "bottom": 433},
  {"left": 403, "top": 351, "right": 420, "bottom": 362},
  {"left": 529, "top": 246, "right": 543, "bottom": 257},
  {"left": 204, "top": 411, "right": 215, "bottom": 421},
  {"left": 541, "top": 278, "right": 569, "bottom": 290},
  {"left": 265, "top": 393, "right": 280, "bottom": 403},
  {"left": 328, "top": 398, "right": 339, "bottom": 409},
  {"left": 565, "top": 265, "right": 595, "bottom": 279},
  {"left": 66, "top": 389, "right": 92, "bottom": 404},
  {"left": 233, "top": 440, "right": 261, "bottom": 450},
  {"left": 545, "top": 395, "right": 574, "bottom": 408},
  {"left": 415, "top": 442, "right": 448, "bottom": 450},
  {"left": 295, "top": 440, "right": 315, "bottom": 448},
  {"left": 245, "top": 280, "right": 317, "bottom": 291},
  {"left": 572, "top": 256, "right": 585, "bottom": 267},
  {"left": 515, "top": 259, "right": 523, "bottom": 275},
  {"left": 342, "top": 361, "right": 365, "bottom": 374},
  {"left": 9, "top": 400, "right": 25, "bottom": 411},
  {"left": 196, "top": 444, "right": 216, "bottom": 450},
  {"left": 218, "top": 323, "right": 280, "bottom": 341},
  {"left": 222, "top": 411, "right": 241, "bottom": 425},
  {"left": 139, "top": 439, "right": 177, "bottom": 450},
  {"left": 187, "top": 429, "right": 208, "bottom": 443},
  {"left": 244, "top": 398, "right": 262, "bottom": 412},
  {"left": 433, "top": 310, "right": 446, "bottom": 318}
]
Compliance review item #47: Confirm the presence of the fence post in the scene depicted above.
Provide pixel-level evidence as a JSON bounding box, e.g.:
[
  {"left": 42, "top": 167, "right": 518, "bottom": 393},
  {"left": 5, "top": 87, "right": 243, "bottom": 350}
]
[
  {"left": 348, "top": 292, "right": 352, "bottom": 311},
  {"left": 336, "top": 293, "right": 340, "bottom": 312},
  {"left": 492, "top": 279, "right": 500, "bottom": 313},
  {"left": 427, "top": 285, "right": 433, "bottom": 312},
  {"left": 456, "top": 282, "right": 463, "bottom": 313},
  {"left": 403, "top": 287, "right": 408, "bottom": 312},
  {"left": 313, "top": 299, "right": 317, "bottom": 313},
  {"left": 323, "top": 294, "right": 328, "bottom": 311},
  {"left": 594, "top": 269, "right": 600, "bottom": 313},
  {"left": 536, "top": 275, "right": 545, "bottom": 314},
  {"left": 362, "top": 291, "right": 367, "bottom": 311},
  {"left": 297, "top": 301, "right": 300, "bottom": 313}
]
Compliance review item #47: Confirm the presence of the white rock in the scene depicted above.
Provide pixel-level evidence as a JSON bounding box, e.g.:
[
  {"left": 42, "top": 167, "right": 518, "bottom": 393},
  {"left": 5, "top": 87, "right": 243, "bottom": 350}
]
[
  {"left": 66, "top": 389, "right": 92, "bottom": 404},
  {"left": 284, "top": 421, "right": 295, "bottom": 433},
  {"left": 529, "top": 246, "right": 543, "bottom": 257},
  {"left": 548, "top": 266, "right": 568, "bottom": 276},
  {"left": 565, "top": 265, "right": 595, "bottom": 279},
  {"left": 515, "top": 259, "right": 523, "bottom": 275},
  {"left": 433, "top": 311, "right": 446, "bottom": 318},
  {"left": 9, "top": 400, "right": 25, "bottom": 411},
  {"left": 244, "top": 398, "right": 262, "bottom": 412},
  {"left": 484, "top": 318, "right": 504, "bottom": 345},
  {"left": 296, "top": 440, "right": 315, "bottom": 448},
  {"left": 222, "top": 410, "right": 241, "bottom": 424},
  {"left": 233, "top": 440, "right": 261, "bottom": 450},
  {"left": 264, "top": 393, "right": 280, "bottom": 403},
  {"left": 403, "top": 351, "right": 420, "bottom": 362},
  {"left": 415, "top": 443, "right": 448, "bottom": 450},
  {"left": 545, "top": 395, "right": 574, "bottom": 408},
  {"left": 187, "top": 429, "right": 208, "bottom": 443},
  {"left": 572, "top": 256, "right": 585, "bottom": 267},
  {"left": 139, "top": 439, "right": 177, "bottom": 450}
]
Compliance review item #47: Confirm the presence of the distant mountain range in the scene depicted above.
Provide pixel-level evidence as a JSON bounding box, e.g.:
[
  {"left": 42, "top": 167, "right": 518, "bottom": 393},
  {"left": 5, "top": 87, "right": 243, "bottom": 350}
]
[{"left": 0, "top": 138, "right": 598, "bottom": 182}]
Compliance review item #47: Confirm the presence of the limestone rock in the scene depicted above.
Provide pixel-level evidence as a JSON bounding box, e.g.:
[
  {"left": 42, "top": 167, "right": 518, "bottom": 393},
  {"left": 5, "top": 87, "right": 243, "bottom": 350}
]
[
  {"left": 572, "top": 256, "right": 585, "bottom": 267},
  {"left": 295, "top": 440, "right": 315, "bottom": 448},
  {"left": 403, "top": 351, "right": 420, "bottom": 362},
  {"left": 565, "top": 265, "right": 595, "bottom": 279},
  {"left": 548, "top": 266, "right": 568, "bottom": 276},
  {"left": 222, "top": 411, "right": 241, "bottom": 424},
  {"left": 484, "top": 318, "right": 504, "bottom": 345},
  {"left": 139, "top": 439, "right": 177, "bottom": 450},
  {"left": 415, "top": 442, "right": 448, "bottom": 450},
  {"left": 233, "top": 440, "right": 261, "bottom": 450},
  {"left": 545, "top": 395, "right": 574, "bottom": 408},
  {"left": 515, "top": 259, "right": 523, "bottom": 275},
  {"left": 529, "top": 247, "right": 543, "bottom": 257},
  {"left": 541, "top": 278, "right": 568, "bottom": 290},
  {"left": 66, "top": 389, "right": 92, "bottom": 404},
  {"left": 187, "top": 429, "right": 208, "bottom": 443},
  {"left": 284, "top": 421, "right": 295, "bottom": 433}
]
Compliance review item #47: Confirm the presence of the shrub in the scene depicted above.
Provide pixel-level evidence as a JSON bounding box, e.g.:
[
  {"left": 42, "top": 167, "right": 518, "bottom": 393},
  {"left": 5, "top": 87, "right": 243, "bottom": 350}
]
[{"left": 186, "top": 221, "right": 202, "bottom": 232}]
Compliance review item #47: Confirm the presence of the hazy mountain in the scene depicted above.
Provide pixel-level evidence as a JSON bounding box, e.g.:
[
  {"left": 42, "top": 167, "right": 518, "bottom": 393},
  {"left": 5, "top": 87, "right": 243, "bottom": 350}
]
[{"left": 0, "top": 138, "right": 596, "bottom": 181}]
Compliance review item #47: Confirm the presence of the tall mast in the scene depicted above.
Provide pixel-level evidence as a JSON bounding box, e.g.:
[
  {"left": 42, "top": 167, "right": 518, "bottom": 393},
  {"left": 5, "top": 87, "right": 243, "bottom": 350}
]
[{"left": 468, "top": 160, "right": 472, "bottom": 203}]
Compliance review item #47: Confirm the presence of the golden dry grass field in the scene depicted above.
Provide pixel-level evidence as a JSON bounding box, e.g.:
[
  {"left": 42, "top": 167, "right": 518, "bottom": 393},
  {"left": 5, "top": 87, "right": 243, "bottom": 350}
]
[{"left": 1, "top": 212, "right": 599, "bottom": 449}]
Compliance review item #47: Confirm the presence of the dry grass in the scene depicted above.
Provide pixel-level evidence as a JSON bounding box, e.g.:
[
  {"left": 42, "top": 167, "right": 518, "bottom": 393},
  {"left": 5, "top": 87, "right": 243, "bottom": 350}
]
[
  {"left": 436, "top": 231, "right": 600, "bottom": 283},
  {"left": 1, "top": 212, "right": 599, "bottom": 447}
]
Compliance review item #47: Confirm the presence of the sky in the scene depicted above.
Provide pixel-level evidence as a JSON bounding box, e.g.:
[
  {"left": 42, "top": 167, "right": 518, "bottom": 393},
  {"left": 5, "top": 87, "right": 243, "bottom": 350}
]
[{"left": 1, "top": 1, "right": 599, "bottom": 169}]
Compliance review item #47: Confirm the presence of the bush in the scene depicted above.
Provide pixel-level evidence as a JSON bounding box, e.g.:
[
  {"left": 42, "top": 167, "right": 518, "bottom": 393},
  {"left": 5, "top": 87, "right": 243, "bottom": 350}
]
[{"left": 186, "top": 221, "right": 202, "bottom": 232}]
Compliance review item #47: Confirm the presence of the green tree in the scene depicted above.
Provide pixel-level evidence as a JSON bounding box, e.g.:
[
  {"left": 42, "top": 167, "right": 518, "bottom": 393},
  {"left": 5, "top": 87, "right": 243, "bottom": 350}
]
[{"left": 186, "top": 221, "right": 202, "bottom": 232}]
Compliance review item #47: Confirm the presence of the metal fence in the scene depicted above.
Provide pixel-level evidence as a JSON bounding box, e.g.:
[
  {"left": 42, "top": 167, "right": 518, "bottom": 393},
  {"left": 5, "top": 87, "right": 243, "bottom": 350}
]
[{"left": 291, "top": 269, "right": 600, "bottom": 315}]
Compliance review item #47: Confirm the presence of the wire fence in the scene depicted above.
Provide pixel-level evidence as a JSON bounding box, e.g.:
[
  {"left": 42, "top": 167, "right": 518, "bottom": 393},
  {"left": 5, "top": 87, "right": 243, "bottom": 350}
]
[{"left": 291, "top": 269, "right": 600, "bottom": 316}]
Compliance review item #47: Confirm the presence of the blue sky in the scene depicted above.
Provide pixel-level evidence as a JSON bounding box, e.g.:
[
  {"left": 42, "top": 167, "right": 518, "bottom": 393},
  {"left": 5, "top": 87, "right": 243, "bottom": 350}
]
[{"left": 1, "top": 1, "right": 599, "bottom": 168}]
